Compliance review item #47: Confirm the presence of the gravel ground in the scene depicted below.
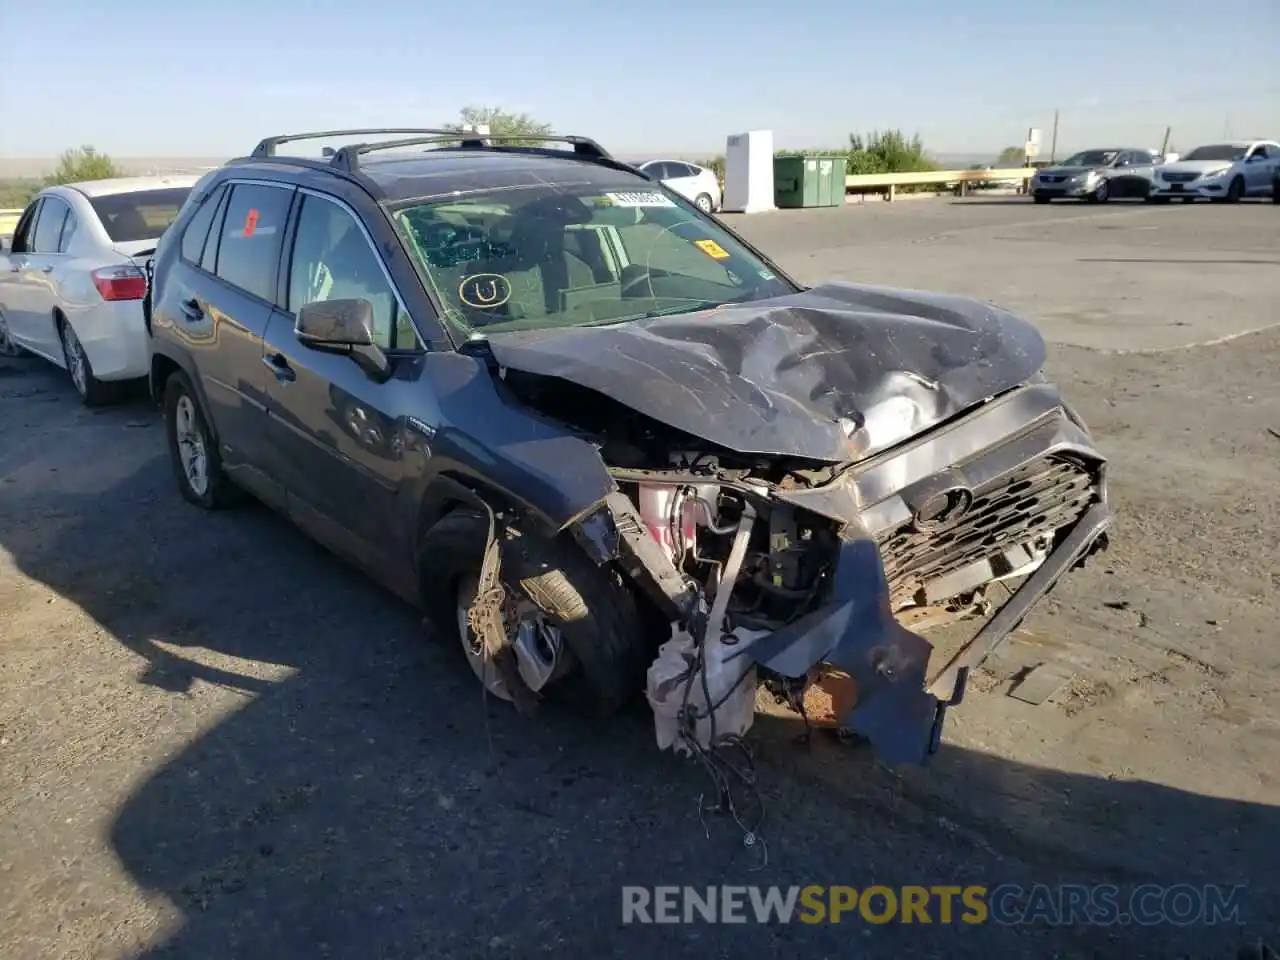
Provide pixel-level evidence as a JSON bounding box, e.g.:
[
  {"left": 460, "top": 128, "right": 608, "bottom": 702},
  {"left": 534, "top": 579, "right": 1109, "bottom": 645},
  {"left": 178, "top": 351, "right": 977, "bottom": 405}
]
[{"left": 1, "top": 196, "right": 1277, "bottom": 959}]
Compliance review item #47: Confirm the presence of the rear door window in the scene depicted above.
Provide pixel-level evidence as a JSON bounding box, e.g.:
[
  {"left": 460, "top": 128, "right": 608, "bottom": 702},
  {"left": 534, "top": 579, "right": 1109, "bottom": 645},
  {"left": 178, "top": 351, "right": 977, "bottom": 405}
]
[
  {"left": 30, "top": 197, "right": 71, "bottom": 254},
  {"left": 207, "top": 183, "right": 295, "bottom": 302},
  {"left": 58, "top": 210, "right": 79, "bottom": 251}
]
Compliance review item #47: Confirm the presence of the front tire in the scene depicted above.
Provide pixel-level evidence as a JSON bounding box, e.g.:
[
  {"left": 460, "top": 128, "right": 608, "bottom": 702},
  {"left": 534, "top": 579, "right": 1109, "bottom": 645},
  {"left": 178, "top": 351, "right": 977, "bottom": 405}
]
[
  {"left": 163, "top": 371, "right": 242, "bottom": 509},
  {"left": 420, "top": 510, "right": 652, "bottom": 717},
  {"left": 1225, "top": 176, "right": 1245, "bottom": 203},
  {"left": 58, "top": 316, "right": 116, "bottom": 407},
  {"left": 1033, "top": 194, "right": 1051, "bottom": 204},
  {"left": 1089, "top": 179, "right": 1110, "bottom": 203},
  {"left": 0, "top": 306, "right": 25, "bottom": 357}
]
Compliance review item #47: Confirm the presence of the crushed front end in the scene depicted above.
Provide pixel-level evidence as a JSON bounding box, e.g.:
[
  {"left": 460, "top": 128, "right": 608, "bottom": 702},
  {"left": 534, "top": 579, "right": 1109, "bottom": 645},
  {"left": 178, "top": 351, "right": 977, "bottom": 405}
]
[
  {"left": 563, "top": 378, "right": 1110, "bottom": 765},
  {"left": 484, "top": 283, "right": 1112, "bottom": 765}
]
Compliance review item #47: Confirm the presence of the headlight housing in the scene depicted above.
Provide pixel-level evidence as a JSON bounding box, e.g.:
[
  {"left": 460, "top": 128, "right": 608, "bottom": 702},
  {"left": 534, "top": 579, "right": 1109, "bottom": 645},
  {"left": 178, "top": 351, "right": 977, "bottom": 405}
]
[{"left": 1198, "top": 168, "right": 1228, "bottom": 181}]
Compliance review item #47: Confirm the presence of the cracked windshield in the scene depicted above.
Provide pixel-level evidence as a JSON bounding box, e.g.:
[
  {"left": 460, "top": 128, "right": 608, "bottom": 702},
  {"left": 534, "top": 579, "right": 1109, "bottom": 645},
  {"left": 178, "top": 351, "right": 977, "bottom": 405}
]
[{"left": 393, "top": 185, "right": 793, "bottom": 334}]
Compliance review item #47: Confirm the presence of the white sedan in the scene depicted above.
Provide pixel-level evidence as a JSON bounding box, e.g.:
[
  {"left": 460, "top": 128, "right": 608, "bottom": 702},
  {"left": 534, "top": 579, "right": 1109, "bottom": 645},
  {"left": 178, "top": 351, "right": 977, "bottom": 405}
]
[
  {"left": 635, "top": 159, "right": 723, "bottom": 213},
  {"left": 0, "top": 175, "right": 197, "bottom": 405},
  {"left": 1147, "top": 140, "right": 1280, "bottom": 203}
]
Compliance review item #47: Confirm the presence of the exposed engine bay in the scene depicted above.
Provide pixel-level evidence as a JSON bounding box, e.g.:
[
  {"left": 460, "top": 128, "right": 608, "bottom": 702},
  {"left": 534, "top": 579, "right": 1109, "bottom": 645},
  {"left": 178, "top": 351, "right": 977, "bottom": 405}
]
[
  {"left": 491, "top": 358, "right": 1107, "bottom": 766},
  {"left": 457, "top": 282, "right": 1113, "bottom": 767}
]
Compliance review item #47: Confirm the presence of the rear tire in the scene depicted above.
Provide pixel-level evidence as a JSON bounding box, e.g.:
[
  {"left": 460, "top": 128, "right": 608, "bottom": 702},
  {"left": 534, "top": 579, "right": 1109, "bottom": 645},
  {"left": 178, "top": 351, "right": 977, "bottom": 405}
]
[
  {"left": 693, "top": 193, "right": 714, "bottom": 213},
  {"left": 419, "top": 510, "right": 652, "bottom": 717},
  {"left": 58, "top": 315, "right": 116, "bottom": 407},
  {"left": 163, "top": 371, "right": 243, "bottom": 509}
]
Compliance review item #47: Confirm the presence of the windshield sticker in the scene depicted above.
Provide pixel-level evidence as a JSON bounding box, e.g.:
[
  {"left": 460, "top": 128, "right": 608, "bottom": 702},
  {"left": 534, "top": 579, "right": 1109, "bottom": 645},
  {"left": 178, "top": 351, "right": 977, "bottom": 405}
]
[
  {"left": 693, "top": 238, "right": 730, "bottom": 260},
  {"left": 603, "top": 191, "right": 676, "bottom": 208},
  {"left": 459, "top": 273, "right": 511, "bottom": 309}
]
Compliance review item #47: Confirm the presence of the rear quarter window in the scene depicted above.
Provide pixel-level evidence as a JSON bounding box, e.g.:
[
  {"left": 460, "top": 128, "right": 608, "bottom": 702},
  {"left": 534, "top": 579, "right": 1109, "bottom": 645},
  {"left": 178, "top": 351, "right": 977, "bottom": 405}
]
[{"left": 180, "top": 184, "right": 227, "bottom": 264}]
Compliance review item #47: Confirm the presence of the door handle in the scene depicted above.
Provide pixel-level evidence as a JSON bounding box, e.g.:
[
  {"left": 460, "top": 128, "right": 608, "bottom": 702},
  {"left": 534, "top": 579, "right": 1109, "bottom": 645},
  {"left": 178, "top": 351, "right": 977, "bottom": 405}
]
[
  {"left": 40, "top": 264, "right": 54, "bottom": 274},
  {"left": 263, "top": 353, "right": 296, "bottom": 383},
  {"left": 179, "top": 297, "right": 203, "bottom": 321}
]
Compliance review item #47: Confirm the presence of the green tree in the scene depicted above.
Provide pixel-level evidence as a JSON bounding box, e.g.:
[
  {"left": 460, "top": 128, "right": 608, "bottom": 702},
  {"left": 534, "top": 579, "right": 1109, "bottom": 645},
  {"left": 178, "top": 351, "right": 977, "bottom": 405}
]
[
  {"left": 858, "top": 130, "right": 936, "bottom": 173},
  {"left": 45, "top": 146, "right": 121, "bottom": 185},
  {"left": 447, "top": 106, "right": 553, "bottom": 146},
  {"left": 997, "top": 145, "right": 1025, "bottom": 165}
]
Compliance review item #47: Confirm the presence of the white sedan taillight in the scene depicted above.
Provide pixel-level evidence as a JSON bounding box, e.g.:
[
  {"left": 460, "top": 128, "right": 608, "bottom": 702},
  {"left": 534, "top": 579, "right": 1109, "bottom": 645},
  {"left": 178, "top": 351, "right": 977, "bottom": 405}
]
[{"left": 92, "top": 265, "right": 148, "bottom": 302}]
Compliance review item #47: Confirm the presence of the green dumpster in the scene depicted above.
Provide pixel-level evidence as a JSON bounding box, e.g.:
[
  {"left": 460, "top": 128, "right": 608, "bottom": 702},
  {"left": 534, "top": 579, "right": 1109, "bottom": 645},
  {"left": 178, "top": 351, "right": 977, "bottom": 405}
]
[{"left": 773, "top": 155, "right": 848, "bottom": 208}]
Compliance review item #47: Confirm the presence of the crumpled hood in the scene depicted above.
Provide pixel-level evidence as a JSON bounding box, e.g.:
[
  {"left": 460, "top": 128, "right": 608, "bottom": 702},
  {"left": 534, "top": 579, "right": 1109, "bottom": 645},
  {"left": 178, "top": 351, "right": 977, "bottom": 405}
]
[{"left": 483, "top": 282, "right": 1046, "bottom": 463}]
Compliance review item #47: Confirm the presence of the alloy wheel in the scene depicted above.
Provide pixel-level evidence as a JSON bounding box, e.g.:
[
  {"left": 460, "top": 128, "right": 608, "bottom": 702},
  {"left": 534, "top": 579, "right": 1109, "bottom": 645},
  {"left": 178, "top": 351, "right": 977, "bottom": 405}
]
[
  {"left": 455, "top": 575, "right": 567, "bottom": 700},
  {"left": 173, "top": 395, "right": 210, "bottom": 496},
  {"left": 60, "top": 323, "right": 88, "bottom": 397}
]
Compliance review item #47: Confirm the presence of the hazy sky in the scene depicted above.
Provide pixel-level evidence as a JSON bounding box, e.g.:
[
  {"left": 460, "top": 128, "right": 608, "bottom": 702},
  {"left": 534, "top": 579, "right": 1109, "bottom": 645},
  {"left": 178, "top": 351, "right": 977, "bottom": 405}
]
[{"left": 1, "top": 0, "right": 1276, "bottom": 159}]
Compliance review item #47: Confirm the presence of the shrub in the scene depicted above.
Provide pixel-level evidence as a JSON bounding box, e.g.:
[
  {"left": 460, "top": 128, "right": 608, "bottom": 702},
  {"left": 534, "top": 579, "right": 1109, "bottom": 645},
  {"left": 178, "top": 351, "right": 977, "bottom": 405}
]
[{"left": 46, "top": 146, "right": 121, "bottom": 185}]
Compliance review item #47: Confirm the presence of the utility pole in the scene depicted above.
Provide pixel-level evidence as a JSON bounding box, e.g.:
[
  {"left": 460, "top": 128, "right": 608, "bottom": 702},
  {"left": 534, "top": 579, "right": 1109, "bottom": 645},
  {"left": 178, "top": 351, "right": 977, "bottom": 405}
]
[
  {"left": 1160, "top": 126, "right": 1172, "bottom": 157},
  {"left": 1050, "top": 109, "right": 1059, "bottom": 164}
]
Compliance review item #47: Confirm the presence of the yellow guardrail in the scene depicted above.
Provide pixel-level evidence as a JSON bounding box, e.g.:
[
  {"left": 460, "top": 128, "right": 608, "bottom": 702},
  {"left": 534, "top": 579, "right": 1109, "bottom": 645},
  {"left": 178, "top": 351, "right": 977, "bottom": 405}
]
[
  {"left": 0, "top": 208, "right": 23, "bottom": 237},
  {"left": 846, "top": 167, "right": 1036, "bottom": 200}
]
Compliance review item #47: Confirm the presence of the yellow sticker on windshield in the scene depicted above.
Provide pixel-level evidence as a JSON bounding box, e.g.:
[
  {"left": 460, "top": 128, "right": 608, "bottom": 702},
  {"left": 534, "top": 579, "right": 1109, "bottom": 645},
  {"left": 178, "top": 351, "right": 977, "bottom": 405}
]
[{"left": 694, "top": 239, "right": 730, "bottom": 259}]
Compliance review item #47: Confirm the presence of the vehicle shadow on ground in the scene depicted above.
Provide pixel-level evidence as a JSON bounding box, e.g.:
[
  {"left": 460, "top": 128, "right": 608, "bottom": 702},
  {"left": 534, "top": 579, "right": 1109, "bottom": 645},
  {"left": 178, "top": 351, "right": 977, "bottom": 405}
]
[
  {"left": 945, "top": 199, "right": 1148, "bottom": 207},
  {"left": 0, "top": 362, "right": 1275, "bottom": 958}
]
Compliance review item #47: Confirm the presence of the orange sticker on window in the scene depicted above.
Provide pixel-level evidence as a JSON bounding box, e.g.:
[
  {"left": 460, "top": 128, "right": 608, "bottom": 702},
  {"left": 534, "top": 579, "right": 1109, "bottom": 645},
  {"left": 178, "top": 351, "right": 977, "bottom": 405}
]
[
  {"left": 694, "top": 238, "right": 730, "bottom": 259},
  {"left": 243, "top": 208, "right": 260, "bottom": 237}
]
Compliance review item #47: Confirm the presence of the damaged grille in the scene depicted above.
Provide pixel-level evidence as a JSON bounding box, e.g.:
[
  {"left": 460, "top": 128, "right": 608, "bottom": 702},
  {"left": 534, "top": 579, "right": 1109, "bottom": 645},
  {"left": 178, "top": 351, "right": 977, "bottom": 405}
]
[{"left": 875, "top": 455, "right": 1099, "bottom": 605}]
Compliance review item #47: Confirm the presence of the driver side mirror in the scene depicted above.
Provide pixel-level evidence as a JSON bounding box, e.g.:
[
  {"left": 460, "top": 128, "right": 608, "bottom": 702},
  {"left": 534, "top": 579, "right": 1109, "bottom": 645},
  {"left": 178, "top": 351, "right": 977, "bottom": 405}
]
[{"left": 296, "top": 298, "right": 390, "bottom": 381}]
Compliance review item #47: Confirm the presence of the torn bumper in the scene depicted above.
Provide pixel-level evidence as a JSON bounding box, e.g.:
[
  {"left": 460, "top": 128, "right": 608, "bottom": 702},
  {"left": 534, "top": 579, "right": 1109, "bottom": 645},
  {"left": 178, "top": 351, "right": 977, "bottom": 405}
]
[{"left": 734, "top": 501, "right": 1113, "bottom": 765}]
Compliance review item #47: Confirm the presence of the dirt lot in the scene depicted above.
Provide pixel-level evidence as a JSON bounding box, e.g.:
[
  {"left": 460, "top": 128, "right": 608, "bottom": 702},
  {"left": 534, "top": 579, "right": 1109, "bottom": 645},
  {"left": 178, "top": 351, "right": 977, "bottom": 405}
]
[{"left": 1, "top": 197, "right": 1277, "bottom": 959}]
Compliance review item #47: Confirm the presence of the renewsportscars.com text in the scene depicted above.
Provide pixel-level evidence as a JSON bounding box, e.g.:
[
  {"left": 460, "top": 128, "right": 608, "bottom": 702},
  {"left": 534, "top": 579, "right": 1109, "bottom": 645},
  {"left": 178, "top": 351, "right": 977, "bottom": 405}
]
[{"left": 621, "top": 884, "right": 1247, "bottom": 926}]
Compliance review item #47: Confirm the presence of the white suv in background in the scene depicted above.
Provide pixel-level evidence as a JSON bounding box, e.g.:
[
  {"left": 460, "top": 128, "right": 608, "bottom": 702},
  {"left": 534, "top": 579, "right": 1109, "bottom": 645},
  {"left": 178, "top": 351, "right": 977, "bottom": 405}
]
[
  {"left": 635, "top": 159, "right": 722, "bottom": 212},
  {"left": 0, "top": 175, "right": 197, "bottom": 404}
]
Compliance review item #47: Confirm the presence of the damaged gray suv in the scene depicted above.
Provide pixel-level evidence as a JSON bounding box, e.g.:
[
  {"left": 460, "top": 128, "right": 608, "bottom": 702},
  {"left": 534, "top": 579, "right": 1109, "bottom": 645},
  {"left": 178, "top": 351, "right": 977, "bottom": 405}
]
[{"left": 147, "top": 128, "right": 1112, "bottom": 765}]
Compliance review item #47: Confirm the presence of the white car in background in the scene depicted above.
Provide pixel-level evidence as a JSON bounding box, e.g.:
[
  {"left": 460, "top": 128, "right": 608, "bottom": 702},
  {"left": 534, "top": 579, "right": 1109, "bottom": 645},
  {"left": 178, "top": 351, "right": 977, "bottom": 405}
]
[
  {"left": 1147, "top": 140, "right": 1280, "bottom": 203},
  {"left": 635, "top": 159, "right": 722, "bottom": 212},
  {"left": 0, "top": 176, "right": 197, "bottom": 405}
]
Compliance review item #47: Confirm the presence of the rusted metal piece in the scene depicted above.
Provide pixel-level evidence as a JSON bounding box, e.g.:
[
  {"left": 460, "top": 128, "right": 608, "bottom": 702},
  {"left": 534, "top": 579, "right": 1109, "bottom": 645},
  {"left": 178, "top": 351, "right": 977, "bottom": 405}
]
[{"left": 802, "top": 666, "right": 859, "bottom": 728}]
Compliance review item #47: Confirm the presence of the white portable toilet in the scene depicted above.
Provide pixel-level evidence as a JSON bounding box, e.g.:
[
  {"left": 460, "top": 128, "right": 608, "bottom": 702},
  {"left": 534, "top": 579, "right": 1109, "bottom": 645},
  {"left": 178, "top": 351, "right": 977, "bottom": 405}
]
[{"left": 722, "top": 130, "right": 776, "bottom": 214}]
